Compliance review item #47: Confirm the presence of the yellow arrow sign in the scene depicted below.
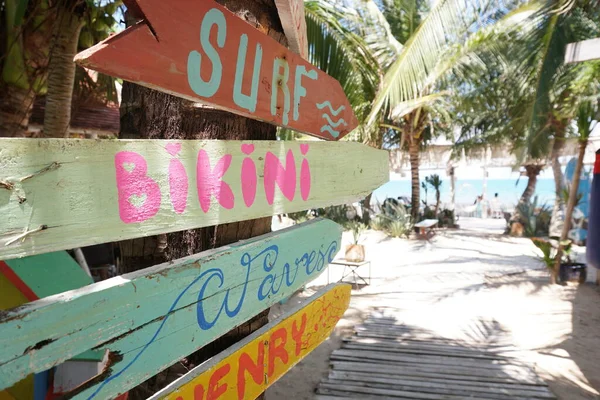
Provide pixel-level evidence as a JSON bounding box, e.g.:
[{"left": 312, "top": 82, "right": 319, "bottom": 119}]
[{"left": 151, "top": 283, "right": 351, "bottom": 400}]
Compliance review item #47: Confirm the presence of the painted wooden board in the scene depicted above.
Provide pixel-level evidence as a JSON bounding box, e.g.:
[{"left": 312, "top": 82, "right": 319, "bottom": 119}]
[
  {"left": 565, "top": 38, "right": 600, "bottom": 63},
  {"left": 0, "top": 139, "right": 387, "bottom": 260},
  {"left": 274, "top": 0, "right": 308, "bottom": 58},
  {"left": 0, "top": 219, "right": 342, "bottom": 398},
  {"left": 150, "top": 283, "right": 351, "bottom": 400},
  {"left": 2, "top": 252, "right": 93, "bottom": 299},
  {"left": 74, "top": 0, "right": 357, "bottom": 140},
  {"left": 0, "top": 252, "right": 97, "bottom": 399}
]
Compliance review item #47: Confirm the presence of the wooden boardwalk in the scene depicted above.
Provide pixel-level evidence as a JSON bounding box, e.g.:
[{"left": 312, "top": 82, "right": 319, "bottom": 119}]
[{"left": 316, "top": 315, "right": 556, "bottom": 399}]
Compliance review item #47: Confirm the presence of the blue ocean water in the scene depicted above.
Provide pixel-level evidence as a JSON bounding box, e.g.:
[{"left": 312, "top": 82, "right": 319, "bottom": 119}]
[{"left": 372, "top": 178, "right": 557, "bottom": 207}]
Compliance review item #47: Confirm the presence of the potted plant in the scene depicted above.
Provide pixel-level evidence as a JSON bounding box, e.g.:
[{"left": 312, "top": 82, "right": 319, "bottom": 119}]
[
  {"left": 531, "top": 238, "right": 586, "bottom": 284},
  {"left": 345, "top": 221, "right": 366, "bottom": 262}
]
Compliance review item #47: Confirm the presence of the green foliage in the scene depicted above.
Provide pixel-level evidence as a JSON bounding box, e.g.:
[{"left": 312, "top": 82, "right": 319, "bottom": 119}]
[
  {"left": 347, "top": 221, "right": 367, "bottom": 244},
  {"left": 437, "top": 208, "right": 456, "bottom": 228},
  {"left": 516, "top": 196, "right": 551, "bottom": 237},
  {"left": 373, "top": 199, "right": 414, "bottom": 238},
  {"left": 531, "top": 237, "right": 574, "bottom": 269}
]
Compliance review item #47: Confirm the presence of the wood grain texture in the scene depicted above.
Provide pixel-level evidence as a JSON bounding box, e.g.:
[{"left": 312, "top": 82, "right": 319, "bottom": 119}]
[
  {"left": 0, "top": 138, "right": 388, "bottom": 260},
  {"left": 0, "top": 219, "right": 342, "bottom": 398},
  {"left": 151, "top": 283, "right": 351, "bottom": 400},
  {"left": 565, "top": 38, "right": 600, "bottom": 63},
  {"left": 74, "top": 0, "right": 357, "bottom": 140},
  {"left": 274, "top": 0, "right": 308, "bottom": 58}
]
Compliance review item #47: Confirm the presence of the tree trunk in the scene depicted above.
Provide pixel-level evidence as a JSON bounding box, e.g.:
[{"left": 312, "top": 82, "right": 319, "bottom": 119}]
[
  {"left": 409, "top": 137, "right": 421, "bottom": 221},
  {"left": 117, "top": 0, "right": 286, "bottom": 397},
  {"left": 43, "top": 4, "right": 84, "bottom": 138},
  {"left": 520, "top": 165, "right": 543, "bottom": 205},
  {"left": 434, "top": 190, "right": 440, "bottom": 217},
  {"left": 0, "top": 84, "right": 35, "bottom": 137},
  {"left": 552, "top": 139, "right": 587, "bottom": 284},
  {"left": 510, "top": 164, "right": 543, "bottom": 234}
]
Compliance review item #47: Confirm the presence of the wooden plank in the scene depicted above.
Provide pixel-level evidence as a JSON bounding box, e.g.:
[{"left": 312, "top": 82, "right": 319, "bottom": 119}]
[
  {"left": 341, "top": 342, "right": 510, "bottom": 361},
  {"left": 274, "top": 0, "right": 308, "bottom": 58},
  {"left": 330, "top": 361, "right": 546, "bottom": 386},
  {"left": 0, "top": 139, "right": 387, "bottom": 259},
  {"left": 317, "top": 382, "right": 492, "bottom": 400},
  {"left": 3, "top": 252, "right": 93, "bottom": 299},
  {"left": 327, "top": 371, "right": 555, "bottom": 397},
  {"left": 321, "top": 379, "right": 523, "bottom": 400},
  {"left": 332, "top": 349, "right": 521, "bottom": 371},
  {"left": 75, "top": 0, "right": 357, "bottom": 140},
  {"left": 565, "top": 38, "right": 600, "bottom": 63},
  {"left": 151, "top": 283, "right": 351, "bottom": 400},
  {"left": 0, "top": 219, "right": 342, "bottom": 397},
  {"left": 329, "top": 354, "right": 540, "bottom": 382},
  {"left": 329, "top": 371, "right": 554, "bottom": 399}
]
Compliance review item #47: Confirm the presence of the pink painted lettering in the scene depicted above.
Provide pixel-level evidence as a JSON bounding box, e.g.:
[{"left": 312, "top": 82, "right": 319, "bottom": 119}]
[
  {"left": 264, "top": 150, "right": 296, "bottom": 205},
  {"left": 166, "top": 143, "right": 188, "bottom": 214},
  {"left": 241, "top": 144, "right": 257, "bottom": 207},
  {"left": 197, "top": 149, "right": 234, "bottom": 212},
  {"left": 114, "top": 151, "right": 161, "bottom": 223},
  {"left": 299, "top": 144, "right": 311, "bottom": 201}
]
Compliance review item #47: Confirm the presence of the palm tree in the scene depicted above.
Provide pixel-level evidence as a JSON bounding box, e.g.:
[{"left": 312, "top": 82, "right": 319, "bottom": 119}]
[
  {"left": 551, "top": 61, "right": 599, "bottom": 282},
  {"left": 43, "top": 0, "right": 121, "bottom": 137},
  {"left": 307, "top": 0, "right": 539, "bottom": 220},
  {"left": 1, "top": 0, "right": 53, "bottom": 136},
  {"left": 426, "top": 174, "right": 443, "bottom": 216}
]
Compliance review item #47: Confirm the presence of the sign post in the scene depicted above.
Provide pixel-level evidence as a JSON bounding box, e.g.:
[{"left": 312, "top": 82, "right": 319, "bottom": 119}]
[{"left": 74, "top": 0, "right": 358, "bottom": 140}]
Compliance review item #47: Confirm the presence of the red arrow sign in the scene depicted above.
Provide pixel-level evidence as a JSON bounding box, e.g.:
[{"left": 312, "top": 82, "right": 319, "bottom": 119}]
[{"left": 74, "top": 0, "right": 358, "bottom": 140}]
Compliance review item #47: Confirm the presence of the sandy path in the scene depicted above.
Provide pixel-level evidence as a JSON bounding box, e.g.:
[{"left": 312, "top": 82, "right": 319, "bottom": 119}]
[{"left": 266, "top": 218, "right": 600, "bottom": 400}]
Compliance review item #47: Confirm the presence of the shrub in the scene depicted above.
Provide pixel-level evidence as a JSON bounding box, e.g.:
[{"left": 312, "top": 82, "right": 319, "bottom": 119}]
[
  {"left": 370, "top": 215, "right": 389, "bottom": 231},
  {"left": 388, "top": 220, "right": 412, "bottom": 238},
  {"left": 516, "top": 196, "right": 551, "bottom": 237}
]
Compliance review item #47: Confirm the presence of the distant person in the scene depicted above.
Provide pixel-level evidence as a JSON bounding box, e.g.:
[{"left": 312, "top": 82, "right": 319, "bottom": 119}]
[
  {"left": 474, "top": 195, "right": 483, "bottom": 218},
  {"left": 490, "top": 193, "right": 502, "bottom": 219}
]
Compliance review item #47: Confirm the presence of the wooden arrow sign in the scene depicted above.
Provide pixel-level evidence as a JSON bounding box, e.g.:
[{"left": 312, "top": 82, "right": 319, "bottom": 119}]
[
  {"left": 74, "top": 0, "right": 358, "bottom": 140},
  {"left": 275, "top": 0, "right": 308, "bottom": 58},
  {"left": 150, "top": 283, "right": 351, "bottom": 400},
  {"left": 0, "top": 219, "right": 342, "bottom": 398},
  {"left": 0, "top": 138, "right": 388, "bottom": 260}
]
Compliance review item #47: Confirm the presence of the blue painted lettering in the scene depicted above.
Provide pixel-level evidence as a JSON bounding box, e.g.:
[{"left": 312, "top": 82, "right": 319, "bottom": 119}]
[
  {"left": 188, "top": 8, "right": 226, "bottom": 98},
  {"left": 233, "top": 34, "right": 262, "bottom": 112},
  {"left": 293, "top": 66, "right": 317, "bottom": 121}
]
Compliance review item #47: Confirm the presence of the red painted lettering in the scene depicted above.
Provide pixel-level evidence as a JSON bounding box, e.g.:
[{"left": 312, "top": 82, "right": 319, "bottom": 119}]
[
  {"left": 236, "top": 342, "right": 265, "bottom": 399},
  {"left": 268, "top": 328, "right": 289, "bottom": 377},
  {"left": 291, "top": 313, "right": 307, "bottom": 356},
  {"left": 114, "top": 151, "right": 161, "bottom": 223},
  {"left": 264, "top": 150, "right": 296, "bottom": 205},
  {"left": 207, "top": 363, "right": 230, "bottom": 400}
]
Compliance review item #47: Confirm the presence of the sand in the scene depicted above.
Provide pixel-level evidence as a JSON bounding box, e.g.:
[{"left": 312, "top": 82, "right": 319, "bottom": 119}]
[{"left": 266, "top": 218, "right": 600, "bottom": 400}]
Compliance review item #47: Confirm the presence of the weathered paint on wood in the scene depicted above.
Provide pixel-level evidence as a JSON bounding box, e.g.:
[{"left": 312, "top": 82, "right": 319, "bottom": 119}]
[
  {"left": 0, "top": 138, "right": 387, "bottom": 260},
  {"left": 74, "top": 0, "right": 357, "bottom": 140},
  {"left": 151, "top": 283, "right": 351, "bottom": 400},
  {"left": 3, "top": 252, "right": 93, "bottom": 299},
  {"left": 565, "top": 38, "right": 600, "bottom": 63},
  {"left": 274, "top": 0, "right": 308, "bottom": 58},
  {"left": 0, "top": 219, "right": 342, "bottom": 399},
  {"left": 0, "top": 253, "right": 96, "bottom": 399}
]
